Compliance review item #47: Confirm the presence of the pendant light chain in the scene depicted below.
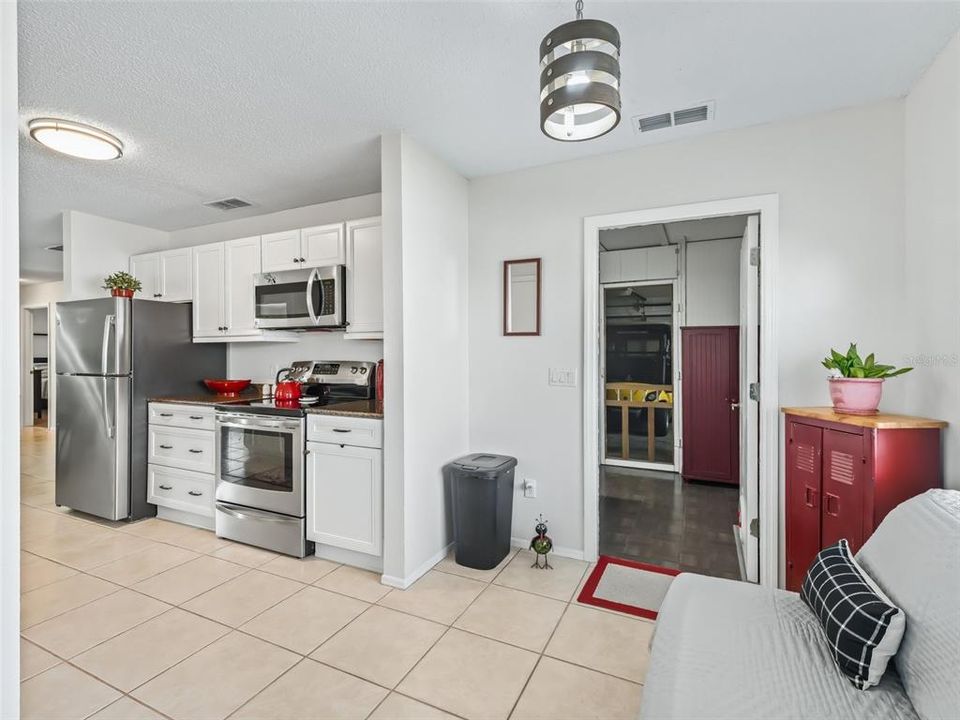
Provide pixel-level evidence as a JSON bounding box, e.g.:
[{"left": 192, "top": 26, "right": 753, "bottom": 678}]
[{"left": 575, "top": 0, "right": 584, "bottom": 20}]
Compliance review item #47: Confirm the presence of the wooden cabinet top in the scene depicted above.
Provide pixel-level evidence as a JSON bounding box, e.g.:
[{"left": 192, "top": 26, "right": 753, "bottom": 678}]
[{"left": 781, "top": 406, "right": 947, "bottom": 429}]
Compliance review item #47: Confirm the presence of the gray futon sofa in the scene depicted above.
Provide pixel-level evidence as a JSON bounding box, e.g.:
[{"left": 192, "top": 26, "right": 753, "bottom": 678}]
[{"left": 639, "top": 489, "right": 960, "bottom": 720}]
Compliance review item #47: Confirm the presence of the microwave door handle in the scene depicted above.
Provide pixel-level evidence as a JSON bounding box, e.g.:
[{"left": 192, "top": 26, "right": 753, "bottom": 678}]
[
  {"left": 306, "top": 267, "right": 321, "bottom": 325},
  {"left": 101, "top": 314, "right": 115, "bottom": 375}
]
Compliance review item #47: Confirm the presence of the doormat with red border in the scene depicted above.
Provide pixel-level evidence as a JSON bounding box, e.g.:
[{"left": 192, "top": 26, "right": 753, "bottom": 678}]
[{"left": 577, "top": 556, "right": 681, "bottom": 620}]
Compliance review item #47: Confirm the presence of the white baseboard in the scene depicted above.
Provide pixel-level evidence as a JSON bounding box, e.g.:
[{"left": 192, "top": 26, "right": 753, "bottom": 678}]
[
  {"left": 157, "top": 506, "right": 213, "bottom": 530},
  {"left": 511, "top": 537, "right": 585, "bottom": 562},
  {"left": 381, "top": 541, "right": 454, "bottom": 590},
  {"left": 314, "top": 544, "right": 383, "bottom": 574}
]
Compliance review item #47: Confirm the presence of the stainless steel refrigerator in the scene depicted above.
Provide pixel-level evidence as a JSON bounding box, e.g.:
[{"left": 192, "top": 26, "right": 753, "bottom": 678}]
[{"left": 55, "top": 298, "right": 226, "bottom": 521}]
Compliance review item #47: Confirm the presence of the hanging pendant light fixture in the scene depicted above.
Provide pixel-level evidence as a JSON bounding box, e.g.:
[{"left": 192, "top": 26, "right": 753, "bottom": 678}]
[{"left": 539, "top": 0, "right": 621, "bottom": 141}]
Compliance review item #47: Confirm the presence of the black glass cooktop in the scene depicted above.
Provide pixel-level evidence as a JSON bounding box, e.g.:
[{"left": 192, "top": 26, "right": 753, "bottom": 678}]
[{"left": 215, "top": 396, "right": 358, "bottom": 417}]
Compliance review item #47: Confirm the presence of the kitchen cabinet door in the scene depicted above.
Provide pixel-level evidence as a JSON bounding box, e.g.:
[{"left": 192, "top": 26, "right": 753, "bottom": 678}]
[
  {"left": 345, "top": 217, "right": 383, "bottom": 337},
  {"left": 130, "top": 253, "right": 161, "bottom": 299},
  {"left": 302, "top": 223, "right": 345, "bottom": 267},
  {"left": 261, "top": 230, "right": 302, "bottom": 273},
  {"left": 192, "top": 243, "right": 225, "bottom": 338},
  {"left": 223, "top": 236, "right": 262, "bottom": 336},
  {"left": 159, "top": 248, "right": 193, "bottom": 302},
  {"left": 306, "top": 441, "right": 383, "bottom": 556}
]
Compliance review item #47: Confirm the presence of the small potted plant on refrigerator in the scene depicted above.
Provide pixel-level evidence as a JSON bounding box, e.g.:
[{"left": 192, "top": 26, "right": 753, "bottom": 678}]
[
  {"left": 102, "top": 271, "right": 142, "bottom": 298},
  {"left": 821, "top": 343, "right": 912, "bottom": 415}
]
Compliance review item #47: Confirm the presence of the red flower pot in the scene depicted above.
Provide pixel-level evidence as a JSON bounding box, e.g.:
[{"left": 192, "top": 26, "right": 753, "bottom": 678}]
[{"left": 110, "top": 288, "right": 135, "bottom": 298}]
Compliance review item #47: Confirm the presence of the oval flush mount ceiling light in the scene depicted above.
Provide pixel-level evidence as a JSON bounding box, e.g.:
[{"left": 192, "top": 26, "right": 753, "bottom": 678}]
[
  {"left": 27, "top": 118, "right": 123, "bottom": 160},
  {"left": 539, "top": 0, "right": 621, "bottom": 142}
]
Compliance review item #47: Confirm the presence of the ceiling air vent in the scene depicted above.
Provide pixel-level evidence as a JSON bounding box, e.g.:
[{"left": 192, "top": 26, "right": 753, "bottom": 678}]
[
  {"left": 203, "top": 197, "right": 252, "bottom": 211},
  {"left": 45, "top": 244, "right": 63, "bottom": 252},
  {"left": 633, "top": 101, "right": 716, "bottom": 134}
]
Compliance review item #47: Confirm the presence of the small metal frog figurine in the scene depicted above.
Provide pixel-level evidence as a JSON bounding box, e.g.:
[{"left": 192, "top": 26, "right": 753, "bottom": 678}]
[{"left": 529, "top": 514, "right": 553, "bottom": 570}]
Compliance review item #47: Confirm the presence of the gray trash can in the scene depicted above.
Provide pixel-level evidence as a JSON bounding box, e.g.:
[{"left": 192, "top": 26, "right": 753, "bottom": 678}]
[{"left": 449, "top": 453, "right": 518, "bottom": 570}]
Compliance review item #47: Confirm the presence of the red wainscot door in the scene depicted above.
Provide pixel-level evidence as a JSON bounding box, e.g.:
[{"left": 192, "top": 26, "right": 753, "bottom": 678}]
[{"left": 680, "top": 326, "right": 739, "bottom": 485}]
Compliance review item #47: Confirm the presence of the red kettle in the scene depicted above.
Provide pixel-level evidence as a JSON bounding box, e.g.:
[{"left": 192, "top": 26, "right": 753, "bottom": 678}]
[{"left": 274, "top": 368, "right": 302, "bottom": 401}]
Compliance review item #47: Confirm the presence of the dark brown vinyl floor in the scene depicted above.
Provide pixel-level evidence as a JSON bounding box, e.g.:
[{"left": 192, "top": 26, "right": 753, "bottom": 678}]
[{"left": 599, "top": 465, "right": 742, "bottom": 580}]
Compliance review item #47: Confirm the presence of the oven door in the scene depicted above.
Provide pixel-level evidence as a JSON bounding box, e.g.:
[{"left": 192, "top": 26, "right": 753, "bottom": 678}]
[
  {"left": 215, "top": 413, "right": 304, "bottom": 517},
  {"left": 254, "top": 266, "right": 344, "bottom": 329}
]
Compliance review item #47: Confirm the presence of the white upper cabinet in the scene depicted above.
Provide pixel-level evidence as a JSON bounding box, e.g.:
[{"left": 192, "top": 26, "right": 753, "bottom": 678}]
[
  {"left": 260, "top": 230, "right": 302, "bottom": 273},
  {"left": 345, "top": 217, "right": 383, "bottom": 338},
  {"left": 599, "top": 245, "right": 679, "bottom": 284},
  {"left": 130, "top": 253, "right": 161, "bottom": 299},
  {"left": 302, "top": 223, "right": 346, "bottom": 267},
  {"left": 192, "top": 243, "right": 225, "bottom": 338},
  {"left": 223, "top": 237, "right": 261, "bottom": 336},
  {"left": 159, "top": 248, "right": 193, "bottom": 302},
  {"left": 131, "top": 249, "right": 193, "bottom": 302}
]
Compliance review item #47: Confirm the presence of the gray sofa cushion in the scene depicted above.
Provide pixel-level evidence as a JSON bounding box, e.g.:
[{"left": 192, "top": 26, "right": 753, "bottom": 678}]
[
  {"left": 639, "top": 573, "right": 918, "bottom": 720},
  {"left": 856, "top": 489, "right": 960, "bottom": 720}
]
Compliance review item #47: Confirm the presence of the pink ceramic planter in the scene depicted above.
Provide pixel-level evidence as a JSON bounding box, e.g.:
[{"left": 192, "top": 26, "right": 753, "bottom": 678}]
[{"left": 829, "top": 377, "right": 884, "bottom": 415}]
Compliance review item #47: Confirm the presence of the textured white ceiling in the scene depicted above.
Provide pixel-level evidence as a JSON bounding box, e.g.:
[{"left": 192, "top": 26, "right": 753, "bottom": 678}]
[{"left": 18, "top": 1, "right": 960, "bottom": 278}]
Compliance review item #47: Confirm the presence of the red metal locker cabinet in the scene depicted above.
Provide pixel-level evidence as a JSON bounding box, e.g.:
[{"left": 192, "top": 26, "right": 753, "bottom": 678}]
[{"left": 782, "top": 408, "right": 945, "bottom": 591}]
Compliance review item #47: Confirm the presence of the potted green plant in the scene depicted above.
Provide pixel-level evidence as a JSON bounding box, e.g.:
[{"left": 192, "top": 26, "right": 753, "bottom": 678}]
[
  {"left": 821, "top": 343, "right": 912, "bottom": 415},
  {"left": 102, "top": 271, "right": 142, "bottom": 299}
]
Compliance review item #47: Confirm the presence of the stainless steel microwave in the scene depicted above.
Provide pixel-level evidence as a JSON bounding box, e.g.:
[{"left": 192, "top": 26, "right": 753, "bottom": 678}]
[{"left": 254, "top": 266, "right": 345, "bottom": 329}]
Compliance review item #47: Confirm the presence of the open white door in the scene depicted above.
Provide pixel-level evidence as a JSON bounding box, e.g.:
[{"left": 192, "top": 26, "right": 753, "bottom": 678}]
[{"left": 739, "top": 215, "right": 760, "bottom": 582}]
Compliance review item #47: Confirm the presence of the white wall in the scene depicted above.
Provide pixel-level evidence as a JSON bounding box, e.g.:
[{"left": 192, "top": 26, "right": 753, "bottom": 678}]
[
  {"left": 468, "top": 100, "right": 906, "bottom": 554},
  {"left": 902, "top": 33, "right": 960, "bottom": 490},
  {"left": 227, "top": 333, "right": 383, "bottom": 383},
  {"left": 380, "top": 133, "right": 470, "bottom": 585},
  {"left": 20, "top": 280, "right": 64, "bottom": 308},
  {"left": 1, "top": 1, "right": 19, "bottom": 711},
  {"left": 685, "top": 237, "right": 741, "bottom": 327},
  {"left": 63, "top": 211, "right": 168, "bottom": 299}
]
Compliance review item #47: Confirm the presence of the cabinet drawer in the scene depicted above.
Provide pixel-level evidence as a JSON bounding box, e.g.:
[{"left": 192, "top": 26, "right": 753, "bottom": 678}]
[
  {"left": 148, "top": 426, "right": 216, "bottom": 473},
  {"left": 148, "top": 464, "right": 214, "bottom": 517},
  {"left": 149, "top": 403, "right": 216, "bottom": 431},
  {"left": 307, "top": 415, "right": 383, "bottom": 448}
]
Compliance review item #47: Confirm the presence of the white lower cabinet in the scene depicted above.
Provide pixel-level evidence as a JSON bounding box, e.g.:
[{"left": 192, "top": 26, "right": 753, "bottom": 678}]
[
  {"left": 147, "top": 402, "right": 217, "bottom": 528},
  {"left": 306, "top": 423, "right": 383, "bottom": 556}
]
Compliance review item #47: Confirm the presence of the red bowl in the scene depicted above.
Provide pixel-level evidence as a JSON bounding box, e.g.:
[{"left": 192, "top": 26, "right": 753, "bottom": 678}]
[{"left": 203, "top": 379, "right": 252, "bottom": 397}]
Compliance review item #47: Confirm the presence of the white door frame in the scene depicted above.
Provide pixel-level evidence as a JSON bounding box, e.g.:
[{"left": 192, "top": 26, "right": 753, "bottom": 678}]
[
  {"left": 20, "top": 302, "right": 55, "bottom": 429},
  {"left": 600, "top": 277, "right": 682, "bottom": 473},
  {"left": 583, "top": 194, "right": 780, "bottom": 588}
]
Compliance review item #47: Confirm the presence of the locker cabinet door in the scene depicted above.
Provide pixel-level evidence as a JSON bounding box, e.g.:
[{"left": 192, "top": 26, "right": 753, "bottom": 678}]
[
  {"left": 821, "top": 428, "right": 865, "bottom": 553},
  {"left": 786, "top": 421, "right": 822, "bottom": 591}
]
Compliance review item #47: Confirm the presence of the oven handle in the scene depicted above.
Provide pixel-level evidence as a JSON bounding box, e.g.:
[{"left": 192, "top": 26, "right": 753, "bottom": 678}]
[
  {"left": 216, "top": 503, "right": 293, "bottom": 524},
  {"left": 216, "top": 414, "right": 303, "bottom": 432},
  {"left": 306, "top": 267, "right": 321, "bottom": 325}
]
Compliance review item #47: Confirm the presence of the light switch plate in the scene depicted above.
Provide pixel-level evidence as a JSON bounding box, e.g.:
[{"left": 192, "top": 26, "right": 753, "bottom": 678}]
[{"left": 548, "top": 368, "right": 577, "bottom": 387}]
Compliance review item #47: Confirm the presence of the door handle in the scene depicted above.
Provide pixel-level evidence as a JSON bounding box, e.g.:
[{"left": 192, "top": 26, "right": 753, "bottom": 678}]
[
  {"left": 306, "top": 267, "right": 320, "bottom": 325},
  {"left": 101, "top": 377, "right": 115, "bottom": 439},
  {"left": 824, "top": 492, "right": 840, "bottom": 516},
  {"left": 730, "top": 401, "right": 740, "bottom": 411},
  {"left": 804, "top": 486, "right": 818, "bottom": 508},
  {"left": 101, "top": 314, "right": 116, "bottom": 375}
]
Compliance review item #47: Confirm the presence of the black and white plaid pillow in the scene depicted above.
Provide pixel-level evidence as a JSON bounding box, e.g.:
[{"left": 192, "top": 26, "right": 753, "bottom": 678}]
[{"left": 801, "top": 539, "right": 906, "bottom": 689}]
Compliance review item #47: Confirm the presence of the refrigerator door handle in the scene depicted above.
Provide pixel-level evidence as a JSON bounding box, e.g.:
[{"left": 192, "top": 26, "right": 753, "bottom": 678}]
[
  {"left": 101, "top": 314, "right": 116, "bottom": 375},
  {"left": 102, "top": 376, "right": 115, "bottom": 439}
]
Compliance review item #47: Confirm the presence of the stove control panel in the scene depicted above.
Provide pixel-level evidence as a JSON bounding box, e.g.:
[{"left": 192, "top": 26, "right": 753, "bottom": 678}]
[{"left": 298, "top": 360, "right": 376, "bottom": 386}]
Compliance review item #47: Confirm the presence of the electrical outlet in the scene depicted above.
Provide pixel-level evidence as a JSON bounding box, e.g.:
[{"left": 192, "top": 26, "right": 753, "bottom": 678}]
[
  {"left": 523, "top": 478, "right": 537, "bottom": 498},
  {"left": 548, "top": 368, "right": 577, "bottom": 387}
]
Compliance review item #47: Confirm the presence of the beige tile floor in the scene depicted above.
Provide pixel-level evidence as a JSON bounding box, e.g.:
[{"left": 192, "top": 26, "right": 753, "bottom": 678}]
[{"left": 18, "top": 427, "right": 647, "bottom": 719}]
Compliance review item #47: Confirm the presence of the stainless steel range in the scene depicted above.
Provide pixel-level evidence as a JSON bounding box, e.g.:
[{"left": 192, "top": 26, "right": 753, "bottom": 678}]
[{"left": 214, "top": 360, "right": 376, "bottom": 557}]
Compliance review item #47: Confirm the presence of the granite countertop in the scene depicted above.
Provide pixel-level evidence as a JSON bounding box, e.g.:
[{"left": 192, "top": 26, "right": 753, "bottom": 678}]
[
  {"left": 305, "top": 400, "right": 383, "bottom": 419},
  {"left": 149, "top": 391, "right": 263, "bottom": 407}
]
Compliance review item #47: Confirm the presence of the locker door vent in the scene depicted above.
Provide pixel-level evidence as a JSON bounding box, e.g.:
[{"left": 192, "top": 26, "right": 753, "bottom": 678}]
[
  {"left": 829, "top": 451, "right": 856, "bottom": 485},
  {"left": 796, "top": 443, "right": 816, "bottom": 474}
]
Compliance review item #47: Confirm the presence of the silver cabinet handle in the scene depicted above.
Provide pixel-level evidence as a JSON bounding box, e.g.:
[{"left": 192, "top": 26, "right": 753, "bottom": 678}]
[
  {"left": 188, "top": 449, "right": 203, "bottom": 454},
  {"left": 293, "top": 257, "right": 300, "bottom": 263},
  {"left": 188, "top": 490, "right": 203, "bottom": 497},
  {"left": 159, "top": 484, "right": 173, "bottom": 490},
  {"left": 299, "top": 257, "right": 306, "bottom": 263},
  {"left": 332, "top": 428, "right": 352, "bottom": 433},
  {"left": 159, "top": 444, "right": 173, "bottom": 449},
  {"left": 159, "top": 412, "right": 174, "bottom": 417},
  {"left": 189, "top": 415, "right": 204, "bottom": 420}
]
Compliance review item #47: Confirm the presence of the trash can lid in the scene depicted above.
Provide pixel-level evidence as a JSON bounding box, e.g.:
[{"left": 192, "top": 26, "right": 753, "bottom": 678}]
[{"left": 450, "top": 453, "right": 518, "bottom": 474}]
